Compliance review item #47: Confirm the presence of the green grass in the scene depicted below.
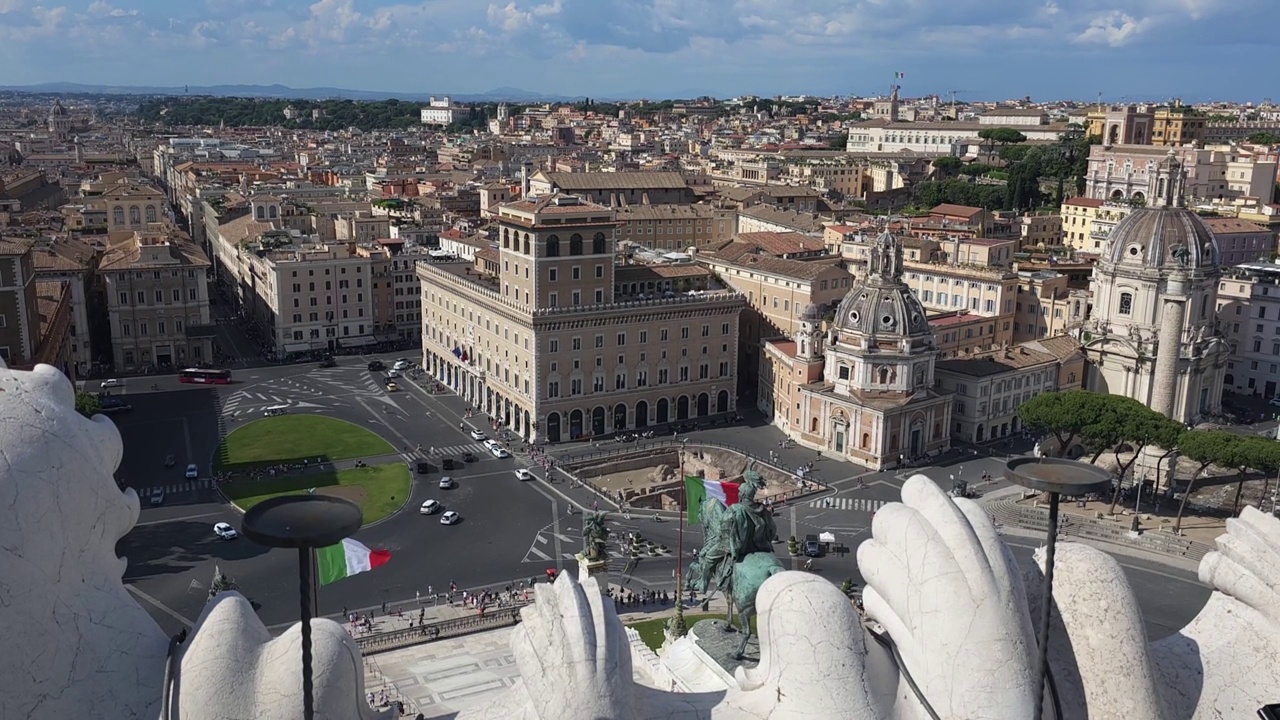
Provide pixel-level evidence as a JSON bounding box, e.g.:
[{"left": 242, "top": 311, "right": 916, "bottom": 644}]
[
  {"left": 626, "top": 613, "right": 758, "bottom": 652},
  {"left": 215, "top": 415, "right": 394, "bottom": 470},
  {"left": 222, "top": 463, "right": 412, "bottom": 526}
]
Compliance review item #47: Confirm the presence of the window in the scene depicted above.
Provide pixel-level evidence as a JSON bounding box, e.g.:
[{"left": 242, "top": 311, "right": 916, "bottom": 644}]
[
  {"left": 594, "top": 289, "right": 603, "bottom": 303},
  {"left": 639, "top": 331, "right": 648, "bottom": 343},
  {"left": 547, "top": 235, "right": 560, "bottom": 256},
  {"left": 679, "top": 366, "right": 690, "bottom": 382},
  {"left": 592, "top": 232, "right": 607, "bottom": 254},
  {"left": 661, "top": 329, "right": 669, "bottom": 341},
  {"left": 548, "top": 381, "right": 560, "bottom": 398},
  {"left": 145, "top": 206, "right": 157, "bottom": 223},
  {"left": 595, "top": 335, "right": 605, "bottom": 349},
  {"left": 595, "top": 265, "right": 603, "bottom": 279},
  {"left": 112, "top": 207, "right": 124, "bottom": 226},
  {"left": 119, "top": 292, "right": 128, "bottom": 304},
  {"left": 572, "top": 267, "right": 581, "bottom": 281},
  {"left": 722, "top": 322, "right": 730, "bottom": 335},
  {"left": 569, "top": 233, "right": 583, "bottom": 255},
  {"left": 1118, "top": 292, "right": 1133, "bottom": 315},
  {"left": 680, "top": 327, "right": 690, "bottom": 340},
  {"left": 572, "top": 338, "right": 582, "bottom": 351},
  {"left": 572, "top": 291, "right": 581, "bottom": 306},
  {"left": 658, "top": 368, "right": 669, "bottom": 384},
  {"left": 719, "top": 361, "right": 729, "bottom": 376},
  {"left": 549, "top": 268, "right": 558, "bottom": 282},
  {"left": 549, "top": 339, "right": 559, "bottom": 353},
  {"left": 155, "top": 290, "right": 163, "bottom": 302},
  {"left": 617, "top": 332, "right": 626, "bottom": 346}
]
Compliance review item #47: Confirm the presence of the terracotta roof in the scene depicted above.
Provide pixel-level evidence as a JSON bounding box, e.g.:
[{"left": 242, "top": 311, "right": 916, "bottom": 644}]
[
  {"left": 541, "top": 171, "right": 687, "bottom": 191},
  {"left": 100, "top": 234, "right": 210, "bottom": 272},
  {"left": 734, "top": 231, "right": 825, "bottom": 256},
  {"left": 616, "top": 264, "right": 710, "bottom": 282},
  {"left": 709, "top": 250, "right": 842, "bottom": 281},
  {"left": 930, "top": 203, "right": 986, "bottom": 218},
  {"left": 1200, "top": 217, "right": 1272, "bottom": 235}
]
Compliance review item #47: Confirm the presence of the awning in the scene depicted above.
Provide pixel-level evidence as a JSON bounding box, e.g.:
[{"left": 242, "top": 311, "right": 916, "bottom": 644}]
[
  {"left": 819, "top": 532, "right": 836, "bottom": 544},
  {"left": 284, "top": 343, "right": 310, "bottom": 353},
  {"left": 339, "top": 336, "right": 377, "bottom": 347}
]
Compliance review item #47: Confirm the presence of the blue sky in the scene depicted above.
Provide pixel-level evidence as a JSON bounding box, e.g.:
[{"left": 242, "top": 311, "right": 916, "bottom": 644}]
[{"left": 0, "top": 0, "right": 1273, "bottom": 100}]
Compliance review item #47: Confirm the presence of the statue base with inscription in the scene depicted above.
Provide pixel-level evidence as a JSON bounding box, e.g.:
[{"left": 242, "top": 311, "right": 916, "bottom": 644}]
[{"left": 689, "top": 618, "right": 760, "bottom": 672}]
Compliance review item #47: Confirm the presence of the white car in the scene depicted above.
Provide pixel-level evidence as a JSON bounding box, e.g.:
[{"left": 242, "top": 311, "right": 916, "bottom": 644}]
[
  {"left": 1269, "top": 396, "right": 1280, "bottom": 408},
  {"left": 100, "top": 378, "right": 121, "bottom": 388},
  {"left": 213, "top": 522, "right": 238, "bottom": 540},
  {"left": 491, "top": 446, "right": 511, "bottom": 459},
  {"left": 481, "top": 438, "right": 499, "bottom": 450},
  {"left": 469, "top": 429, "right": 487, "bottom": 441},
  {"left": 419, "top": 499, "right": 441, "bottom": 515},
  {"left": 185, "top": 463, "right": 199, "bottom": 479},
  {"left": 438, "top": 476, "right": 455, "bottom": 489},
  {"left": 393, "top": 359, "right": 412, "bottom": 371},
  {"left": 386, "top": 370, "right": 401, "bottom": 379},
  {"left": 514, "top": 469, "right": 534, "bottom": 481},
  {"left": 440, "top": 510, "right": 460, "bottom": 525}
]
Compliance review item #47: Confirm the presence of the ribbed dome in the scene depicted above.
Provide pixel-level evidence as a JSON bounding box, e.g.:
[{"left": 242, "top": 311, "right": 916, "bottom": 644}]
[
  {"left": 48, "top": 100, "right": 68, "bottom": 118},
  {"left": 833, "top": 283, "right": 931, "bottom": 338},
  {"left": 1105, "top": 206, "right": 1219, "bottom": 270}
]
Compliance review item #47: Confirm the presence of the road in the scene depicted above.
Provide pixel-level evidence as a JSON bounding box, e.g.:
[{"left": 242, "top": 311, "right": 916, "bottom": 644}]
[{"left": 115, "top": 357, "right": 1212, "bottom": 642}]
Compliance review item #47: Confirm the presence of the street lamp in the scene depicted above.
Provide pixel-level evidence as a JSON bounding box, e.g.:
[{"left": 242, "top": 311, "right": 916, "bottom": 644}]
[
  {"left": 240, "top": 495, "right": 363, "bottom": 720},
  {"left": 1004, "top": 456, "right": 1112, "bottom": 720}
]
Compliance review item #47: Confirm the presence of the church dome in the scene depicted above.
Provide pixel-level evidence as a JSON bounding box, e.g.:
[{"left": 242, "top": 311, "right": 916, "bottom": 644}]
[
  {"left": 833, "top": 230, "right": 931, "bottom": 339},
  {"left": 1104, "top": 206, "right": 1219, "bottom": 270},
  {"left": 48, "top": 100, "right": 68, "bottom": 119}
]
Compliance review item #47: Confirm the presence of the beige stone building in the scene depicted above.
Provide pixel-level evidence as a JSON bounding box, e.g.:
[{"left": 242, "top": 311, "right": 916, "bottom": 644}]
[
  {"left": 1216, "top": 261, "right": 1280, "bottom": 399},
  {"left": 101, "top": 179, "right": 166, "bottom": 232},
  {"left": 1012, "top": 270, "right": 1088, "bottom": 343},
  {"left": 526, "top": 171, "right": 697, "bottom": 206},
  {"left": 759, "top": 232, "right": 952, "bottom": 469},
  {"left": 935, "top": 336, "right": 1085, "bottom": 444},
  {"left": 1015, "top": 212, "right": 1064, "bottom": 250},
  {"left": 417, "top": 193, "right": 746, "bottom": 442},
  {"left": 0, "top": 238, "right": 40, "bottom": 366},
  {"left": 1060, "top": 197, "right": 1106, "bottom": 251},
  {"left": 100, "top": 229, "right": 214, "bottom": 371},
  {"left": 616, "top": 204, "right": 736, "bottom": 251}
]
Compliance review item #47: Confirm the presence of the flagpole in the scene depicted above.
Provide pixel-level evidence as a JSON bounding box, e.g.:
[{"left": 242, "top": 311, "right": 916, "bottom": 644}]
[{"left": 671, "top": 454, "right": 687, "bottom": 637}]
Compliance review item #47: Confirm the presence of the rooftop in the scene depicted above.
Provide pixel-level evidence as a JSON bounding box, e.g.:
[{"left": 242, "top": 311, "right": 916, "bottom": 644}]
[{"left": 539, "top": 171, "right": 688, "bottom": 191}]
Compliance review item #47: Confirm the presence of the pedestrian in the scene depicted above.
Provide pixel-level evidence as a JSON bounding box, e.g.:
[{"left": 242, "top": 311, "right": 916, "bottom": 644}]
[
  {"left": 415, "top": 590, "right": 421, "bottom": 604},
  {"left": 381, "top": 601, "right": 388, "bottom": 614}
]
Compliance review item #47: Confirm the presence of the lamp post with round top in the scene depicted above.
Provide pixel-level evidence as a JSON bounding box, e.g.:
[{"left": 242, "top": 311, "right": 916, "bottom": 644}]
[
  {"left": 1003, "top": 456, "right": 1112, "bottom": 720},
  {"left": 240, "top": 495, "right": 363, "bottom": 720}
]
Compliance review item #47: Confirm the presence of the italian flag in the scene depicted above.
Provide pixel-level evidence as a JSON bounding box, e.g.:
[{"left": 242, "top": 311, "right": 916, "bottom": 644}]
[
  {"left": 684, "top": 476, "right": 740, "bottom": 525},
  {"left": 317, "top": 538, "right": 391, "bottom": 586}
]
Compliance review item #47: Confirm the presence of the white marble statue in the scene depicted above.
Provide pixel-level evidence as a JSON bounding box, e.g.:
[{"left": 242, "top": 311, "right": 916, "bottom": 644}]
[
  {"left": 0, "top": 360, "right": 387, "bottom": 720},
  {"left": 4, "top": 358, "right": 1280, "bottom": 719}
]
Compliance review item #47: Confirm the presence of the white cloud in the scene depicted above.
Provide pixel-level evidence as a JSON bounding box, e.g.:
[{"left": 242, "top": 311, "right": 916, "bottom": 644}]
[
  {"left": 1074, "top": 11, "right": 1150, "bottom": 47},
  {"left": 0, "top": 0, "right": 24, "bottom": 13},
  {"left": 486, "top": 2, "right": 532, "bottom": 33},
  {"left": 87, "top": 0, "right": 137, "bottom": 17}
]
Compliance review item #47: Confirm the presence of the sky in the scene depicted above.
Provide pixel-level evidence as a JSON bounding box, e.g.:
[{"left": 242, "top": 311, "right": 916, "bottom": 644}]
[{"left": 0, "top": 0, "right": 1274, "bottom": 101}]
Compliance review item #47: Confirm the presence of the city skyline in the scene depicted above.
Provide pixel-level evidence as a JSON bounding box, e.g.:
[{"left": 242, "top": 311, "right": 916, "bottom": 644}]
[{"left": 0, "top": 0, "right": 1275, "bottom": 102}]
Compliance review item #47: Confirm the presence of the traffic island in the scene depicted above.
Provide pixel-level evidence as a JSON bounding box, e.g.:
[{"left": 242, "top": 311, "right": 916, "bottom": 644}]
[{"left": 222, "top": 464, "right": 412, "bottom": 526}]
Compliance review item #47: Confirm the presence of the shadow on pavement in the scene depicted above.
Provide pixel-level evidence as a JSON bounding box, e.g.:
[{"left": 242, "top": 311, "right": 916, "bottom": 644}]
[{"left": 119, "top": 519, "right": 271, "bottom": 582}]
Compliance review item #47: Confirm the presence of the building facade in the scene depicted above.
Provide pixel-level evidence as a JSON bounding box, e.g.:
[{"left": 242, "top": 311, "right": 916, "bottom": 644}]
[
  {"left": 759, "top": 232, "right": 952, "bottom": 470},
  {"left": 1081, "top": 161, "right": 1231, "bottom": 424},
  {"left": 417, "top": 193, "right": 746, "bottom": 443},
  {"left": 1217, "top": 261, "right": 1280, "bottom": 399},
  {"left": 616, "top": 204, "right": 736, "bottom": 251},
  {"left": 0, "top": 238, "right": 39, "bottom": 366}
]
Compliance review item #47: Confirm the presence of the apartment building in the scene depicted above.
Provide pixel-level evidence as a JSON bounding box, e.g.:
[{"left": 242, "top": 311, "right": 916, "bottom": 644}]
[
  {"left": 0, "top": 238, "right": 40, "bottom": 366},
  {"left": 615, "top": 204, "right": 736, "bottom": 251},
  {"left": 935, "top": 336, "right": 1085, "bottom": 443},
  {"left": 99, "top": 229, "right": 214, "bottom": 371},
  {"left": 1012, "top": 270, "right": 1087, "bottom": 343},
  {"left": 1217, "top": 261, "right": 1280, "bottom": 399},
  {"left": 417, "top": 193, "right": 746, "bottom": 443},
  {"left": 31, "top": 237, "right": 102, "bottom": 375},
  {"left": 1015, "top": 212, "right": 1064, "bottom": 249},
  {"left": 1060, "top": 197, "right": 1106, "bottom": 251},
  {"left": 1085, "top": 145, "right": 1278, "bottom": 205},
  {"left": 1201, "top": 217, "right": 1275, "bottom": 267},
  {"left": 420, "top": 97, "right": 472, "bottom": 126},
  {"left": 526, "top": 171, "right": 698, "bottom": 206},
  {"left": 929, "top": 312, "right": 1004, "bottom": 358},
  {"left": 101, "top": 179, "right": 166, "bottom": 232},
  {"left": 1151, "top": 102, "right": 1206, "bottom": 147}
]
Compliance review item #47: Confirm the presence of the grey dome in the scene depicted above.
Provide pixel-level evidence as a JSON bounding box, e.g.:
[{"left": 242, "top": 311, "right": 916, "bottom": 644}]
[
  {"left": 48, "top": 100, "right": 68, "bottom": 118},
  {"left": 799, "top": 303, "right": 823, "bottom": 321},
  {"left": 1105, "top": 206, "right": 1219, "bottom": 270},
  {"left": 833, "top": 279, "right": 930, "bottom": 338}
]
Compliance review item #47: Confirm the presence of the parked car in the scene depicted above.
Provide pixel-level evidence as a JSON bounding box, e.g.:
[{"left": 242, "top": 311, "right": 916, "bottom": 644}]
[
  {"left": 150, "top": 488, "right": 165, "bottom": 506},
  {"left": 100, "top": 378, "right": 121, "bottom": 388},
  {"left": 385, "top": 382, "right": 399, "bottom": 392},
  {"left": 438, "top": 476, "right": 455, "bottom": 489},
  {"left": 99, "top": 398, "right": 133, "bottom": 415},
  {"left": 482, "top": 438, "right": 498, "bottom": 450},
  {"left": 462, "top": 452, "right": 478, "bottom": 463},
  {"left": 213, "top": 522, "right": 238, "bottom": 540},
  {"left": 442, "top": 458, "right": 456, "bottom": 470},
  {"left": 415, "top": 461, "right": 432, "bottom": 474},
  {"left": 419, "top": 499, "right": 441, "bottom": 515},
  {"left": 440, "top": 510, "right": 460, "bottom": 525},
  {"left": 490, "top": 446, "right": 511, "bottom": 459},
  {"left": 469, "top": 429, "right": 487, "bottom": 441},
  {"left": 1270, "top": 396, "right": 1280, "bottom": 408},
  {"left": 514, "top": 469, "right": 534, "bottom": 481},
  {"left": 185, "top": 463, "right": 199, "bottom": 479},
  {"left": 803, "top": 536, "right": 823, "bottom": 558},
  {"left": 367, "top": 360, "right": 385, "bottom": 371},
  {"left": 318, "top": 357, "right": 337, "bottom": 368}
]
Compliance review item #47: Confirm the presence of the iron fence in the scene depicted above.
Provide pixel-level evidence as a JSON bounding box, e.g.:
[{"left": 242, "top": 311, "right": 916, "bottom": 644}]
[{"left": 356, "top": 607, "right": 524, "bottom": 656}]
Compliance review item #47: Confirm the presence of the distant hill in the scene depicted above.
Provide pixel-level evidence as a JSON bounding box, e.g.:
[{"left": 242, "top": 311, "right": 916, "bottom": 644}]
[{"left": 0, "top": 82, "right": 585, "bottom": 102}]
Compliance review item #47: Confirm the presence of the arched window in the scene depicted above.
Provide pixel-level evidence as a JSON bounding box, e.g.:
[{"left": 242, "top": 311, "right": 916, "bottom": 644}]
[
  {"left": 569, "top": 233, "right": 584, "bottom": 256},
  {"left": 145, "top": 205, "right": 157, "bottom": 223},
  {"left": 878, "top": 366, "right": 890, "bottom": 384},
  {"left": 810, "top": 417, "right": 819, "bottom": 433},
  {"left": 861, "top": 433, "right": 870, "bottom": 449},
  {"left": 255, "top": 205, "right": 265, "bottom": 220},
  {"left": 112, "top": 207, "right": 124, "bottom": 227},
  {"left": 502, "top": 228, "right": 510, "bottom": 250},
  {"left": 546, "top": 234, "right": 560, "bottom": 257},
  {"left": 522, "top": 237, "right": 530, "bottom": 254},
  {"left": 1118, "top": 292, "right": 1133, "bottom": 316},
  {"left": 129, "top": 206, "right": 141, "bottom": 225},
  {"left": 592, "top": 232, "right": 606, "bottom": 254},
  {"left": 268, "top": 205, "right": 278, "bottom": 219}
]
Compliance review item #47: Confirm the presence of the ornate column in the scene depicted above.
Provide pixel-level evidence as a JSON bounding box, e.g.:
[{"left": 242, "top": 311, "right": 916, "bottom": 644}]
[{"left": 1150, "top": 272, "right": 1189, "bottom": 420}]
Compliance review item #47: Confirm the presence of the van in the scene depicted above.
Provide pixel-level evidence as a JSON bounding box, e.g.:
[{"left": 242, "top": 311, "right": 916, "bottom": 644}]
[
  {"left": 416, "top": 461, "right": 432, "bottom": 474},
  {"left": 442, "top": 458, "right": 456, "bottom": 470}
]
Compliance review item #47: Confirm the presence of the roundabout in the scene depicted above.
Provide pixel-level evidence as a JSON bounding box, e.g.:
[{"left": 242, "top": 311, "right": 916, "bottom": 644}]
[{"left": 215, "top": 415, "right": 410, "bottom": 526}]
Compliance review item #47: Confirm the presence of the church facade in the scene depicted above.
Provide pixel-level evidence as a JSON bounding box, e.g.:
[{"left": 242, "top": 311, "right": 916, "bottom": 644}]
[
  {"left": 759, "top": 231, "right": 952, "bottom": 470},
  {"left": 1082, "top": 151, "right": 1231, "bottom": 424}
]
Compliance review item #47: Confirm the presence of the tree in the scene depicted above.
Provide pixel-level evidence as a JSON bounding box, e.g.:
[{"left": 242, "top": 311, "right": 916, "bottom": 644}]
[
  {"left": 75, "top": 391, "right": 102, "bottom": 418},
  {"left": 209, "top": 564, "right": 238, "bottom": 600},
  {"left": 931, "top": 156, "right": 963, "bottom": 178},
  {"left": 1224, "top": 437, "right": 1280, "bottom": 514},
  {"left": 1173, "top": 430, "right": 1239, "bottom": 535},
  {"left": 1082, "top": 400, "right": 1185, "bottom": 515},
  {"left": 1247, "top": 132, "right": 1280, "bottom": 145},
  {"left": 978, "top": 127, "right": 1028, "bottom": 145},
  {"left": 1017, "top": 390, "right": 1110, "bottom": 456}
]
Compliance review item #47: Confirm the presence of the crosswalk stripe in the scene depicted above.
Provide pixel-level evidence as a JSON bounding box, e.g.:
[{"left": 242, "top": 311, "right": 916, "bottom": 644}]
[
  {"left": 808, "top": 497, "right": 887, "bottom": 512},
  {"left": 526, "top": 546, "right": 551, "bottom": 561}
]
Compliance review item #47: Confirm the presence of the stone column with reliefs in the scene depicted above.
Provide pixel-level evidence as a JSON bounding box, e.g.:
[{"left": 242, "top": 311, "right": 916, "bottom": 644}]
[{"left": 1150, "top": 271, "right": 1190, "bottom": 420}]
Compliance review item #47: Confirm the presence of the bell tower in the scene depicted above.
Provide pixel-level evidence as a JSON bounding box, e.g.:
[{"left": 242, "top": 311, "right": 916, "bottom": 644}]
[{"left": 797, "top": 304, "right": 824, "bottom": 361}]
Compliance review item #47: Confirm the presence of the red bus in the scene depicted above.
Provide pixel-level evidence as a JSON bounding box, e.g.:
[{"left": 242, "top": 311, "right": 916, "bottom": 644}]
[{"left": 178, "top": 368, "right": 233, "bottom": 385}]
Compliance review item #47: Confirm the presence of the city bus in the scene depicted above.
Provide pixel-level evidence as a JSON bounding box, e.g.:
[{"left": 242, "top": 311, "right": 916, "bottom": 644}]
[{"left": 178, "top": 368, "right": 233, "bottom": 385}]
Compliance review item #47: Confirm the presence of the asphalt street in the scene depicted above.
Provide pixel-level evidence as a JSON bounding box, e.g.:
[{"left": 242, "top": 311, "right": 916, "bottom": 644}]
[{"left": 114, "top": 356, "right": 1211, "bottom": 642}]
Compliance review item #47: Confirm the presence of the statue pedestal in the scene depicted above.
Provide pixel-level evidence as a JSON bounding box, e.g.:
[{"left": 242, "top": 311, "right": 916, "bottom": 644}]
[
  {"left": 576, "top": 553, "right": 608, "bottom": 588},
  {"left": 1135, "top": 447, "right": 1177, "bottom": 491}
]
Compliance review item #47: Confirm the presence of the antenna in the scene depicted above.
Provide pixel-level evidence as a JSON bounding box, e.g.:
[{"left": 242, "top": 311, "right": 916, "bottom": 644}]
[{"left": 948, "top": 90, "right": 971, "bottom": 116}]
